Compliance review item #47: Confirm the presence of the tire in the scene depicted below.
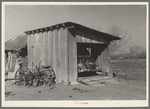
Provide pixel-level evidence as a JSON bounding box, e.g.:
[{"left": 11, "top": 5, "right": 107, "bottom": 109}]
[
  {"left": 15, "top": 69, "right": 25, "bottom": 86},
  {"left": 85, "top": 58, "right": 96, "bottom": 69}
]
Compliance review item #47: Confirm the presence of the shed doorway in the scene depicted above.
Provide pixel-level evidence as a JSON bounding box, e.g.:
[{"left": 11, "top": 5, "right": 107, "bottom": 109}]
[{"left": 77, "top": 43, "right": 108, "bottom": 78}]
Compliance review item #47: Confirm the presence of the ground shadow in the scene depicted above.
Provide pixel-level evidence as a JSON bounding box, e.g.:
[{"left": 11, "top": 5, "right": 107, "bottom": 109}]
[{"left": 78, "top": 71, "right": 99, "bottom": 77}]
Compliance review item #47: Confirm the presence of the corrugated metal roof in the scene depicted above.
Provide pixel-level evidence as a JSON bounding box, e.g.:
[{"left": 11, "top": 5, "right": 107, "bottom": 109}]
[
  {"left": 25, "top": 22, "right": 121, "bottom": 40},
  {"left": 5, "top": 34, "right": 27, "bottom": 51}
]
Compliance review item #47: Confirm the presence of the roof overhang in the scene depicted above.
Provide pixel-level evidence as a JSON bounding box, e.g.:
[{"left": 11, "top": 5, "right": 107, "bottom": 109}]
[
  {"left": 24, "top": 22, "right": 121, "bottom": 41},
  {"left": 5, "top": 34, "right": 27, "bottom": 51}
]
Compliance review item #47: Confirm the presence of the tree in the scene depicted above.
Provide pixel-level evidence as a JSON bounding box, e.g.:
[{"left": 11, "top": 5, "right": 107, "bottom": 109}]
[{"left": 106, "top": 25, "right": 131, "bottom": 55}]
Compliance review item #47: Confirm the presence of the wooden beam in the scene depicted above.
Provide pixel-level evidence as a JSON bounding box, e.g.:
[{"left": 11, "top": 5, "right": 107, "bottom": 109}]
[
  {"left": 50, "top": 26, "right": 53, "bottom": 30},
  {"left": 62, "top": 23, "right": 66, "bottom": 27}
]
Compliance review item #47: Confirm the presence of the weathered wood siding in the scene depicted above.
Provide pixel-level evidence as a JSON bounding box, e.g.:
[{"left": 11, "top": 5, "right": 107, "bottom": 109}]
[
  {"left": 27, "top": 26, "right": 112, "bottom": 85},
  {"left": 76, "top": 29, "right": 108, "bottom": 44},
  {"left": 67, "top": 29, "right": 78, "bottom": 84},
  {"left": 28, "top": 28, "right": 70, "bottom": 84},
  {"left": 75, "top": 29, "right": 110, "bottom": 73},
  {"left": 95, "top": 44, "right": 110, "bottom": 73}
]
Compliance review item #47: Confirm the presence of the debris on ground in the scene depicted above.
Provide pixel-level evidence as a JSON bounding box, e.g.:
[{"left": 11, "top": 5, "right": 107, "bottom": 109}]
[
  {"left": 77, "top": 79, "right": 89, "bottom": 85},
  {"left": 49, "top": 86, "right": 56, "bottom": 90},
  {"left": 5, "top": 91, "right": 15, "bottom": 97},
  {"left": 72, "top": 88, "right": 88, "bottom": 93}
]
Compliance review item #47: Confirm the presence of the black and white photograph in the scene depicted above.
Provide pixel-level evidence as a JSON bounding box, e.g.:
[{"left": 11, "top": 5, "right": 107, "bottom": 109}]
[{"left": 2, "top": 2, "right": 149, "bottom": 107}]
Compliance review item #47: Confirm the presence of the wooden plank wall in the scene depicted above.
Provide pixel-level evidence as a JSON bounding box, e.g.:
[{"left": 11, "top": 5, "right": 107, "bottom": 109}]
[
  {"left": 75, "top": 29, "right": 111, "bottom": 74},
  {"left": 76, "top": 29, "right": 107, "bottom": 44},
  {"left": 28, "top": 28, "right": 69, "bottom": 84},
  {"left": 51, "top": 28, "right": 69, "bottom": 83},
  {"left": 96, "top": 45, "right": 110, "bottom": 73}
]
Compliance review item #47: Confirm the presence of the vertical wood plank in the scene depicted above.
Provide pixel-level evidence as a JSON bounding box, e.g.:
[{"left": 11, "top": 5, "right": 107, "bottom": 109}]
[
  {"left": 38, "top": 32, "right": 43, "bottom": 66},
  {"left": 100, "top": 52, "right": 102, "bottom": 68},
  {"left": 57, "top": 29, "right": 61, "bottom": 83},
  {"left": 37, "top": 33, "right": 41, "bottom": 67},
  {"left": 42, "top": 32, "right": 46, "bottom": 66},
  {"left": 101, "top": 45, "right": 109, "bottom": 73},
  {"left": 34, "top": 33, "right": 40, "bottom": 67},
  {"left": 59, "top": 28, "right": 68, "bottom": 83},
  {"left": 65, "top": 28, "right": 69, "bottom": 84},
  {"left": 49, "top": 30, "right": 53, "bottom": 67},
  {"left": 99, "top": 55, "right": 101, "bottom": 68},
  {"left": 30, "top": 34, "right": 35, "bottom": 69},
  {"left": 96, "top": 45, "right": 101, "bottom": 68},
  {"left": 108, "top": 44, "right": 112, "bottom": 76},
  {"left": 103, "top": 47, "right": 106, "bottom": 72},
  {"left": 101, "top": 50, "right": 104, "bottom": 72},
  {"left": 44, "top": 32, "right": 49, "bottom": 66},
  {"left": 27, "top": 34, "right": 30, "bottom": 68},
  {"left": 105, "top": 47, "right": 108, "bottom": 72},
  {"left": 47, "top": 31, "right": 50, "bottom": 66},
  {"left": 32, "top": 34, "right": 35, "bottom": 67},
  {"left": 67, "top": 28, "right": 78, "bottom": 84},
  {"left": 53, "top": 29, "right": 59, "bottom": 82}
]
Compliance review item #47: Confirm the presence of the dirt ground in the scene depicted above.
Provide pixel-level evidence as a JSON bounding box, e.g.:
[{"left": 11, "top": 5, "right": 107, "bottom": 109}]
[{"left": 4, "top": 59, "right": 146, "bottom": 100}]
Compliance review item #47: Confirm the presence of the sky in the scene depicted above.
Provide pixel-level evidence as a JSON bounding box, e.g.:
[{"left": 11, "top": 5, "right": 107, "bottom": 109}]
[{"left": 4, "top": 4, "right": 147, "bottom": 48}]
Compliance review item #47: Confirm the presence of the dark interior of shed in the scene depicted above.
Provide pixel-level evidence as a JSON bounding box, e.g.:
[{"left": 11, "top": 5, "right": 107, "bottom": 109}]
[
  {"left": 18, "top": 45, "right": 28, "bottom": 58},
  {"left": 77, "top": 43, "right": 108, "bottom": 77}
]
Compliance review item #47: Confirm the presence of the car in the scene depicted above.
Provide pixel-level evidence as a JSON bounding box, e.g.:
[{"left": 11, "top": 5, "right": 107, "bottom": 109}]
[{"left": 78, "top": 55, "right": 102, "bottom": 73}]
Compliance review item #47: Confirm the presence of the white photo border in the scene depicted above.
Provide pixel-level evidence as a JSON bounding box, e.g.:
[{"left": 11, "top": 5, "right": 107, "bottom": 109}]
[{"left": 1, "top": 2, "right": 149, "bottom": 107}]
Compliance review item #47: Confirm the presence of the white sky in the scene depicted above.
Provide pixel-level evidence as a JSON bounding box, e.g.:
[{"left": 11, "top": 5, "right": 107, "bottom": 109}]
[{"left": 4, "top": 3, "right": 147, "bottom": 47}]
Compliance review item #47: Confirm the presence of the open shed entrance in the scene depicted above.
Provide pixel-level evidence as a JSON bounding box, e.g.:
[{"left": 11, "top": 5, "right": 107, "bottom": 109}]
[{"left": 77, "top": 43, "right": 108, "bottom": 78}]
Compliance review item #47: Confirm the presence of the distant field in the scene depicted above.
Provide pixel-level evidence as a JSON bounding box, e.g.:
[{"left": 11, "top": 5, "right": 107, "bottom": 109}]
[{"left": 111, "top": 59, "right": 146, "bottom": 83}]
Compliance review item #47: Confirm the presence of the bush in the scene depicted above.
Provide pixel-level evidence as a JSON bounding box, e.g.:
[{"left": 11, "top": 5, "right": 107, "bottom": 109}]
[{"left": 111, "top": 45, "right": 146, "bottom": 60}]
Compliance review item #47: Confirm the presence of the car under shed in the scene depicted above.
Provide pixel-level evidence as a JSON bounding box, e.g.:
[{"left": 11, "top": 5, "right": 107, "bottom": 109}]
[{"left": 25, "top": 22, "right": 121, "bottom": 85}]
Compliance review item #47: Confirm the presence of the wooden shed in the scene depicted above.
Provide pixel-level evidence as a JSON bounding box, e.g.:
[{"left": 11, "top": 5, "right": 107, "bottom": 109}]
[{"left": 25, "top": 22, "right": 120, "bottom": 85}]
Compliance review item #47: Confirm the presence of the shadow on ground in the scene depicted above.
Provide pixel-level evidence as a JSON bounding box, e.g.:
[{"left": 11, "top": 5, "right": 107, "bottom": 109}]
[{"left": 78, "top": 71, "right": 99, "bottom": 77}]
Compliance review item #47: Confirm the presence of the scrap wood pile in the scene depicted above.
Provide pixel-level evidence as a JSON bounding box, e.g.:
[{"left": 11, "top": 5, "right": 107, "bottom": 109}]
[{"left": 15, "top": 63, "right": 56, "bottom": 87}]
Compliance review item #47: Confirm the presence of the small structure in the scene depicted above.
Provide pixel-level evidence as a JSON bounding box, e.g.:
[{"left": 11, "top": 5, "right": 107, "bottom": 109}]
[
  {"left": 5, "top": 34, "right": 27, "bottom": 73},
  {"left": 25, "top": 22, "right": 120, "bottom": 85}
]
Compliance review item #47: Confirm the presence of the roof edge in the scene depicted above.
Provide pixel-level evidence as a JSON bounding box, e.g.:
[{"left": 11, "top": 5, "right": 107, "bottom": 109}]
[{"left": 24, "top": 22, "right": 121, "bottom": 40}]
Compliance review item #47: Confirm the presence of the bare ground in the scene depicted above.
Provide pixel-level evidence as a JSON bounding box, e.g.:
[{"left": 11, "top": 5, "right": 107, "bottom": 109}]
[{"left": 4, "top": 59, "right": 146, "bottom": 100}]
